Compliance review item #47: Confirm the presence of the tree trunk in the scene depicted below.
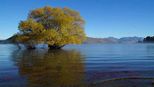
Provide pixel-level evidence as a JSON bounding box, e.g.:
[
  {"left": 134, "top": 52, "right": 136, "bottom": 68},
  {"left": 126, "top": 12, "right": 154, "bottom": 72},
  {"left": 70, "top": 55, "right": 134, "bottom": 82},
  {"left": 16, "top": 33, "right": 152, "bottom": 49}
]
[
  {"left": 48, "top": 45, "right": 65, "bottom": 50},
  {"left": 16, "top": 43, "right": 21, "bottom": 49},
  {"left": 27, "top": 45, "right": 36, "bottom": 49}
]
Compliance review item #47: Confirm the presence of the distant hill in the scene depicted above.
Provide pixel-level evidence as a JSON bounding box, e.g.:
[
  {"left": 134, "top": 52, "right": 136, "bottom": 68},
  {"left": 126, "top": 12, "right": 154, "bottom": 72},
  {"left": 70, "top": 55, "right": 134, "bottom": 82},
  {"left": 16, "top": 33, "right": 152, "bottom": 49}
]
[
  {"left": 84, "top": 37, "right": 143, "bottom": 44},
  {"left": 119, "top": 37, "right": 143, "bottom": 43},
  {"left": 0, "top": 36, "right": 15, "bottom": 44},
  {"left": 84, "top": 37, "right": 119, "bottom": 44},
  {"left": 0, "top": 39, "right": 11, "bottom": 44},
  {"left": 0, "top": 40, "right": 6, "bottom": 44},
  {"left": 0, "top": 36, "right": 144, "bottom": 44},
  {"left": 143, "top": 36, "right": 154, "bottom": 43}
]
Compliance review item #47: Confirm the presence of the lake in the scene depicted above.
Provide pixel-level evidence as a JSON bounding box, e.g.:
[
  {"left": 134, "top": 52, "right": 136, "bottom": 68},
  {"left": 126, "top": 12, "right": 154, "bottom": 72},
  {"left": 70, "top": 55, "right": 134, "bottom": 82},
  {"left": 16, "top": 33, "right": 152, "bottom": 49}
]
[{"left": 0, "top": 44, "right": 154, "bottom": 87}]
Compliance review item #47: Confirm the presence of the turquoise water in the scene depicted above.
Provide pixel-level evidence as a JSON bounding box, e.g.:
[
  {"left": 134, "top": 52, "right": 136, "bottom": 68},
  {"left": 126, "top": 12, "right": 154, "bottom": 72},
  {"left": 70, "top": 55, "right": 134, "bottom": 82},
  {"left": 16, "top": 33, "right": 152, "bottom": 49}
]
[{"left": 0, "top": 44, "right": 154, "bottom": 87}]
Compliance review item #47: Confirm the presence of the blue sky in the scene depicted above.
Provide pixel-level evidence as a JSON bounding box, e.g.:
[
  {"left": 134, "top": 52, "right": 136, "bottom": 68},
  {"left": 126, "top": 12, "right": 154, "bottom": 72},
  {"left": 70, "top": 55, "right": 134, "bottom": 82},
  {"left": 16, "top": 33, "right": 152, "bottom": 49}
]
[{"left": 0, "top": 0, "right": 154, "bottom": 39}]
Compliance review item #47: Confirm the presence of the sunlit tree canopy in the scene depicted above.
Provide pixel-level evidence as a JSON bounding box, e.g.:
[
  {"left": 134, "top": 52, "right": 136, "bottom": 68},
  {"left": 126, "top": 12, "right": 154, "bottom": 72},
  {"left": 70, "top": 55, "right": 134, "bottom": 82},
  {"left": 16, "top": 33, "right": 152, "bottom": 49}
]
[{"left": 16, "top": 6, "right": 86, "bottom": 49}]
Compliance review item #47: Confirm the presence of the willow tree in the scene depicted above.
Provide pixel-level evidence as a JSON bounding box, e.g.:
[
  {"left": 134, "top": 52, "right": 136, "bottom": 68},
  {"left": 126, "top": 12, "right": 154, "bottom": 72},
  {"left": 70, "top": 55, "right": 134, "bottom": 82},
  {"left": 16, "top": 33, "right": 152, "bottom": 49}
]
[{"left": 16, "top": 6, "right": 86, "bottom": 49}]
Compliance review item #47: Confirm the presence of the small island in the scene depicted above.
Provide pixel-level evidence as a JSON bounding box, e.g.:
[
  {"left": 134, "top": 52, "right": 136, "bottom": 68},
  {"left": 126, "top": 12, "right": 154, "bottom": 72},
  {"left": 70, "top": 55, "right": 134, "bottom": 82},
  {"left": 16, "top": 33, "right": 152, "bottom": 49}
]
[{"left": 143, "top": 36, "right": 154, "bottom": 43}]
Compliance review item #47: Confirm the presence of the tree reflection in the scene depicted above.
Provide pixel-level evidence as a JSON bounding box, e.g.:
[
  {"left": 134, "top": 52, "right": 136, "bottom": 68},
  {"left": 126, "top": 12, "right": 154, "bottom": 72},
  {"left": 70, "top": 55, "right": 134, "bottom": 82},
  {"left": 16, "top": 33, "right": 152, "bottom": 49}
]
[{"left": 12, "top": 49, "right": 86, "bottom": 87}]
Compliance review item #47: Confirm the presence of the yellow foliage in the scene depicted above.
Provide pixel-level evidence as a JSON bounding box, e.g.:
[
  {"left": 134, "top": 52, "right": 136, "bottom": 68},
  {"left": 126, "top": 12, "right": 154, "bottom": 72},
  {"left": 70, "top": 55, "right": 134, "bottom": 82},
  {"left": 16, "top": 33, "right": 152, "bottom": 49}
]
[{"left": 16, "top": 6, "right": 86, "bottom": 48}]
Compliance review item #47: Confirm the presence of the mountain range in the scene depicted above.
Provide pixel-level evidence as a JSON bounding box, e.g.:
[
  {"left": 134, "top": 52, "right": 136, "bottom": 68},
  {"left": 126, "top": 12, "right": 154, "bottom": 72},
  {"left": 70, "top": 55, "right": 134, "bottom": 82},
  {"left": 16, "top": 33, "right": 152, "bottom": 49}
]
[
  {"left": 0, "top": 36, "right": 143, "bottom": 44},
  {"left": 84, "top": 37, "right": 143, "bottom": 44}
]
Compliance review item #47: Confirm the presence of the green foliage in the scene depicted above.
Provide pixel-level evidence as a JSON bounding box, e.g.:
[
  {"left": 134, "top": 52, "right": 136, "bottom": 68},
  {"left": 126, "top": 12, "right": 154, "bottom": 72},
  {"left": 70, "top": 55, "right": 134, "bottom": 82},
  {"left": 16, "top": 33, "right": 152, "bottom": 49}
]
[{"left": 16, "top": 6, "right": 86, "bottom": 49}]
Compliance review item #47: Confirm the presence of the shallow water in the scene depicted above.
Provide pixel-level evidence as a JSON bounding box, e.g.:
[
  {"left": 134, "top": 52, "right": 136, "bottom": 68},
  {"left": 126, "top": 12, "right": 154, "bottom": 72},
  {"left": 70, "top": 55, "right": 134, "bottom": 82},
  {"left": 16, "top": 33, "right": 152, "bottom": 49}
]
[{"left": 0, "top": 44, "right": 154, "bottom": 87}]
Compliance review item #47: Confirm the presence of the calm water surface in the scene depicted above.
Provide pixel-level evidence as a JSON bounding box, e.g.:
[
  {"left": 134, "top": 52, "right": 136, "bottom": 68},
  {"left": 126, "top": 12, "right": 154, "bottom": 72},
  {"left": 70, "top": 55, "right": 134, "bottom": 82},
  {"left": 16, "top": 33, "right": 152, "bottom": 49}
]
[{"left": 0, "top": 44, "right": 154, "bottom": 87}]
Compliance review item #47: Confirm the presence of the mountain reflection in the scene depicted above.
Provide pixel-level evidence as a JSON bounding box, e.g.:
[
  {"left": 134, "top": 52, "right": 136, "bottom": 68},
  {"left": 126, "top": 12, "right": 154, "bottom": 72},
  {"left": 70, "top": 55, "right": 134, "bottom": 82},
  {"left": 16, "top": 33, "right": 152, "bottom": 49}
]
[{"left": 12, "top": 49, "right": 86, "bottom": 87}]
